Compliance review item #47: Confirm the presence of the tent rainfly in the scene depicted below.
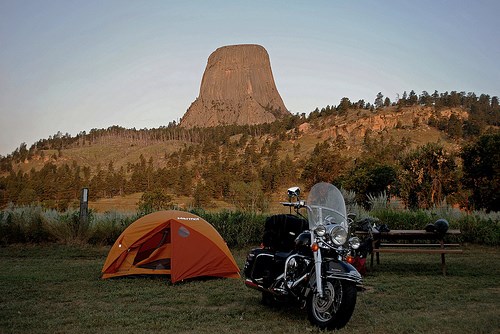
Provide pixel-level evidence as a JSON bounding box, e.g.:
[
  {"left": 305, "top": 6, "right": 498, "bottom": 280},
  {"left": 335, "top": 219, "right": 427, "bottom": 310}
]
[{"left": 101, "top": 210, "right": 240, "bottom": 283}]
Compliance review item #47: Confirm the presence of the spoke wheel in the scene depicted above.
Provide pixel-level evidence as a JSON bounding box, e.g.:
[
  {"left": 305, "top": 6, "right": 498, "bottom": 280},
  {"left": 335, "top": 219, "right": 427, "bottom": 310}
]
[
  {"left": 310, "top": 280, "right": 342, "bottom": 322},
  {"left": 307, "top": 279, "right": 357, "bottom": 330}
]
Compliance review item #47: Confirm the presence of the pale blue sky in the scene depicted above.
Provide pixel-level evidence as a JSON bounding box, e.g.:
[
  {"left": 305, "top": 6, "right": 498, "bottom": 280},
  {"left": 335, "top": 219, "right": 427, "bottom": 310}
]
[{"left": 1, "top": 0, "right": 499, "bottom": 156}]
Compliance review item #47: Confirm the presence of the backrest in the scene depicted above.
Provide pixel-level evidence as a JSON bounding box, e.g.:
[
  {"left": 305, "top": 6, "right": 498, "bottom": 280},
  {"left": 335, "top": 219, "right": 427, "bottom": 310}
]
[{"left": 263, "top": 214, "right": 308, "bottom": 251}]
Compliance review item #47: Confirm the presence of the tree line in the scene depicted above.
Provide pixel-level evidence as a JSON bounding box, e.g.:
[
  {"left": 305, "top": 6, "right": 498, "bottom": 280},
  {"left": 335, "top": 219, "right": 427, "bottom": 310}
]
[
  {"left": 0, "top": 90, "right": 498, "bottom": 212},
  {"left": 2, "top": 89, "right": 498, "bottom": 166},
  {"left": 0, "top": 130, "right": 498, "bottom": 212}
]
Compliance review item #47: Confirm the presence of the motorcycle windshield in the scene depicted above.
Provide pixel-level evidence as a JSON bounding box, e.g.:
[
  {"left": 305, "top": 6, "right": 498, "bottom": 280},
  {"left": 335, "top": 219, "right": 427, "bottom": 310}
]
[{"left": 306, "top": 182, "right": 347, "bottom": 230}]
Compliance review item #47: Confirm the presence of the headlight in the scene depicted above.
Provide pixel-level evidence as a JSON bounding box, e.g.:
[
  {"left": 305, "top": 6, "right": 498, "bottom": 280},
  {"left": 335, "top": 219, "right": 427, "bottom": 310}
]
[
  {"left": 328, "top": 225, "right": 347, "bottom": 245},
  {"left": 349, "top": 236, "right": 361, "bottom": 250},
  {"left": 315, "top": 224, "right": 326, "bottom": 237}
]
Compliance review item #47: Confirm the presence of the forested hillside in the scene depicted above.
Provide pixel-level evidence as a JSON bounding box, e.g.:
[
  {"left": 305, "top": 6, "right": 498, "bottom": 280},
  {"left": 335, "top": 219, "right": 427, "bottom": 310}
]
[{"left": 1, "top": 90, "right": 498, "bottom": 212}]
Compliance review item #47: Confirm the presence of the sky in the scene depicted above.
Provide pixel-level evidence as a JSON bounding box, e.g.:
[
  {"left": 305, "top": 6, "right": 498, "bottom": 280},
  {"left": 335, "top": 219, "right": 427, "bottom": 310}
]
[{"left": 1, "top": 0, "right": 499, "bottom": 156}]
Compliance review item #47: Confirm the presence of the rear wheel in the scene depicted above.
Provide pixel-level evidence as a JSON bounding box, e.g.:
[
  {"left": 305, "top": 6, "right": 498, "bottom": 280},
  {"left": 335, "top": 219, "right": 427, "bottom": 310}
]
[{"left": 306, "top": 279, "right": 357, "bottom": 330}]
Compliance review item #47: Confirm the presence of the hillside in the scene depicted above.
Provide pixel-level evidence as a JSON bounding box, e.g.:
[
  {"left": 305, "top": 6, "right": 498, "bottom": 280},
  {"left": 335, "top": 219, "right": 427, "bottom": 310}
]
[
  {"left": 3, "top": 105, "right": 464, "bottom": 173},
  {"left": 1, "top": 95, "right": 499, "bottom": 212}
]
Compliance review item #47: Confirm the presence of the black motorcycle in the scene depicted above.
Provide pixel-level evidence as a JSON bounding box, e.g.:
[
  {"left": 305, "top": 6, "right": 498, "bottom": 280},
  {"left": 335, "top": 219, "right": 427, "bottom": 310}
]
[{"left": 244, "top": 182, "right": 363, "bottom": 330}]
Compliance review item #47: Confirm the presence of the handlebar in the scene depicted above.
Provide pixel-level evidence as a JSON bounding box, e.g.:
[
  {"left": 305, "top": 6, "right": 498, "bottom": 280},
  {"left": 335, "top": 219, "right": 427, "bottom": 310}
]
[{"left": 280, "top": 201, "right": 306, "bottom": 209}]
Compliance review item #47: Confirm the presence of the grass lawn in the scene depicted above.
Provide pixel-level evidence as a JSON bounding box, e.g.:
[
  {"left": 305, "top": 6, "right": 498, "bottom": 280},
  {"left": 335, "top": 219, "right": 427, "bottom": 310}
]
[{"left": 0, "top": 244, "right": 498, "bottom": 334}]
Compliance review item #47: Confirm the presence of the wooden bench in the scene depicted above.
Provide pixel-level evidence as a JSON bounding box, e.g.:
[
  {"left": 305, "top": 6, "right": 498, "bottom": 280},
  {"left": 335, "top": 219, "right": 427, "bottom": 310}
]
[{"left": 357, "top": 229, "right": 463, "bottom": 275}]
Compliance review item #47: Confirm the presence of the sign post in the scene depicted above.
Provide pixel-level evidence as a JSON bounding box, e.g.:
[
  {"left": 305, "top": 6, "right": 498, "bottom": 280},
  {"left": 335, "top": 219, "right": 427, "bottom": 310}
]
[{"left": 79, "top": 188, "right": 89, "bottom": 230}]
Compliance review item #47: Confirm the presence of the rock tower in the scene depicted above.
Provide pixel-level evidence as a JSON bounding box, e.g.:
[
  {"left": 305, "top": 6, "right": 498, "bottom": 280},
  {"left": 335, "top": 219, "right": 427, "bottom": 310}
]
[{"left": 180, "top": 44, "right": 289, "bottom": 128}]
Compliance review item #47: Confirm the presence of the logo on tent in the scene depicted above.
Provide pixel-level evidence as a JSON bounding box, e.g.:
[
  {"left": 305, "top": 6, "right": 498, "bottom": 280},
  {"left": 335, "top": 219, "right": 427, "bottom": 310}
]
[{"left": 177, "top": 216, "right": 200, "bottom": 221}]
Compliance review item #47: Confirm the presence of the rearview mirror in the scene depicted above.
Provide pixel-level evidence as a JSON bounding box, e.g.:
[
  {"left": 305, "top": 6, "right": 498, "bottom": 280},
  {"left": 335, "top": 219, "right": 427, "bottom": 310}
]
[{"left": 287, "top": 186, "right": 301, "bottom": 199}]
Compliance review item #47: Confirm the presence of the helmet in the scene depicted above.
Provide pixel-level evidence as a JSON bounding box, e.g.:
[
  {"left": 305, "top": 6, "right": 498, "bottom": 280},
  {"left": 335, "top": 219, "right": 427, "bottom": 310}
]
[
  {"left": 425, "top": 223, "right": 436, "bottom": 232},
  {"left": 433, "top": 219, "right": 449, "bottom": 234}
]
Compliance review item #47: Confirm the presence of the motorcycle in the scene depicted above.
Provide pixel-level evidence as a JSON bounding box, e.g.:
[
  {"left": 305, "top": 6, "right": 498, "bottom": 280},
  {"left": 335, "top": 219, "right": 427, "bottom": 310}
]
[
  {"left": 244, "top": 182, "right": 363, "bottom": 330},
  {"left": 348, "top": 217, "right": 377, "bottom": 276}
]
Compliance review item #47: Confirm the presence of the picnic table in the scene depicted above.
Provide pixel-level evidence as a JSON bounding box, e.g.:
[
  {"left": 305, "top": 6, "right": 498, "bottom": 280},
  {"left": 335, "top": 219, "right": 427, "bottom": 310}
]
[{"left": 356, "top": 229, "right": 463, "bottom": 275}]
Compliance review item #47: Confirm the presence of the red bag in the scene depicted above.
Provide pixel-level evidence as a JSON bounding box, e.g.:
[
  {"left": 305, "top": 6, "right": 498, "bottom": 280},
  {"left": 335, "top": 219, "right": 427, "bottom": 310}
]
[{"left": 353, "top": 257, "right": 367, "bottom": 276}]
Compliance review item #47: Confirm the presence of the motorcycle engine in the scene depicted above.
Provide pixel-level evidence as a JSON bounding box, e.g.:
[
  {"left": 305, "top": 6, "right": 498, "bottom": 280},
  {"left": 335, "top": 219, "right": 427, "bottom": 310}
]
[{"left": 285, "top": 255, "right": 310, "bottom": 288}]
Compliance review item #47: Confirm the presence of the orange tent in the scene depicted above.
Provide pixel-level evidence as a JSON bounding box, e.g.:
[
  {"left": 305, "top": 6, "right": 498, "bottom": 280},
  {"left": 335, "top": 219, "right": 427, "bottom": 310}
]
[{"left": 102, "top": 210, "right": 240, "bottom": 283}]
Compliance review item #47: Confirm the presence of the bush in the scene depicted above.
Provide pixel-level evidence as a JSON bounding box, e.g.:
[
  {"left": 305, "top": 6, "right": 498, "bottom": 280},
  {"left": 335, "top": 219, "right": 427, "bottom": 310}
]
[
  {"left": 457, "top": 211, "right": 500, "bottom": 245},
  {"left": 43, "top": 209, "right": 79, "bottom": 244},
  {"left": 367, "top": 205, "right": 499, "bottom": 245},
  {"left": 191, "top": 209, "right": 266, "bottom": 247},
  {"left": 0, "top": 206, "right": 137, "bottom": 245},
  {"left": 88, "top": 211, "right": 138, "bottom": 245},
  {"left": 0, "top": 205, "right": 498, "bottom": 246},
  {"left": 0, "top": 205, "right": 52, "bottom": 244},
  {"left": 371, "top": 209, "right": 432, "bottom": 230}
]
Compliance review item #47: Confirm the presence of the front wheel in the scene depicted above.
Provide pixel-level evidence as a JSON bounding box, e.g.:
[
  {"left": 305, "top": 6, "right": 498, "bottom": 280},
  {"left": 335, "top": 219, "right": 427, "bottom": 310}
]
[{"left": 306, "top": 279, "right": 357, "bottom": 330}]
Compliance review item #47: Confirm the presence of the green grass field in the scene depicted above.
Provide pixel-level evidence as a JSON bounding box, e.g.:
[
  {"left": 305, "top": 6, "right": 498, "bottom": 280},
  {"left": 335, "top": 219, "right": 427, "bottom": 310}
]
[{"left": 0, "top": 245, "right": 498, "bottom": 334}]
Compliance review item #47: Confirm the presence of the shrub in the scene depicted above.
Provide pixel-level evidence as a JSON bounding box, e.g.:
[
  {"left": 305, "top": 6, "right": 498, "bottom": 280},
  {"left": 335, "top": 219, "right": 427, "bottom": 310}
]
[
  {"left": 457, "top": 211, "right": 500, "bottom": 245},
  {"left": 367, "top": 192, "right": 389, "bottom": 212},
  {"left": 0, "top": 204, "right": 498, "bottom": 246},
  {"left": 0, "top": 205, "right": 52, "bottom": 244},
  {"left": 370, "top": 209, "right": 432, "bottom": 230},
  {"left": 191, "top": 209, "right": 266, "bottom": 247},
  {"left": 367, "top": 204, "right": 499, "bottom": 245},
  {"left": 88, "top": 211, "right": 138, "bottom": 245},
  {"left": 44, "top": 210, "right": 92, "bottom": 244}
]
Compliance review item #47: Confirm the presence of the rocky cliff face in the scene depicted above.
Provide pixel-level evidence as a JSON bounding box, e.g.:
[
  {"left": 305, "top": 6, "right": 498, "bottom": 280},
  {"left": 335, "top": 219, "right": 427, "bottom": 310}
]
[
  {"left": 180, "top": 44, "right": 289, "bottom": 128},
  {"left": 298, "top": 107, "right": 469, "bottom": 146}
]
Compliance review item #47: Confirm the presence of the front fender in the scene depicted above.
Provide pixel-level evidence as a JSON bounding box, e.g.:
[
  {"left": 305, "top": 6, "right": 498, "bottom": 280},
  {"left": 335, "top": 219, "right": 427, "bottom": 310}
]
[
  {"left": 324, "top": 260, "right": 363, "bottom": 284},
  {"left": 307, "top": 259, "right": 363, "bottom": 287}
]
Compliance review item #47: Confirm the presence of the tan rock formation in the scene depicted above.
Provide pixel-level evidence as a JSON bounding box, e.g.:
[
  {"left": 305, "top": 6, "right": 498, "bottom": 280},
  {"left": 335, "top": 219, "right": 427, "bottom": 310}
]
[
  {"left": 297, "top": 107, "right": 467, "bottom": 145},
  {"left": 180, "top": 44, "right": 289, "bottom": 128}
]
